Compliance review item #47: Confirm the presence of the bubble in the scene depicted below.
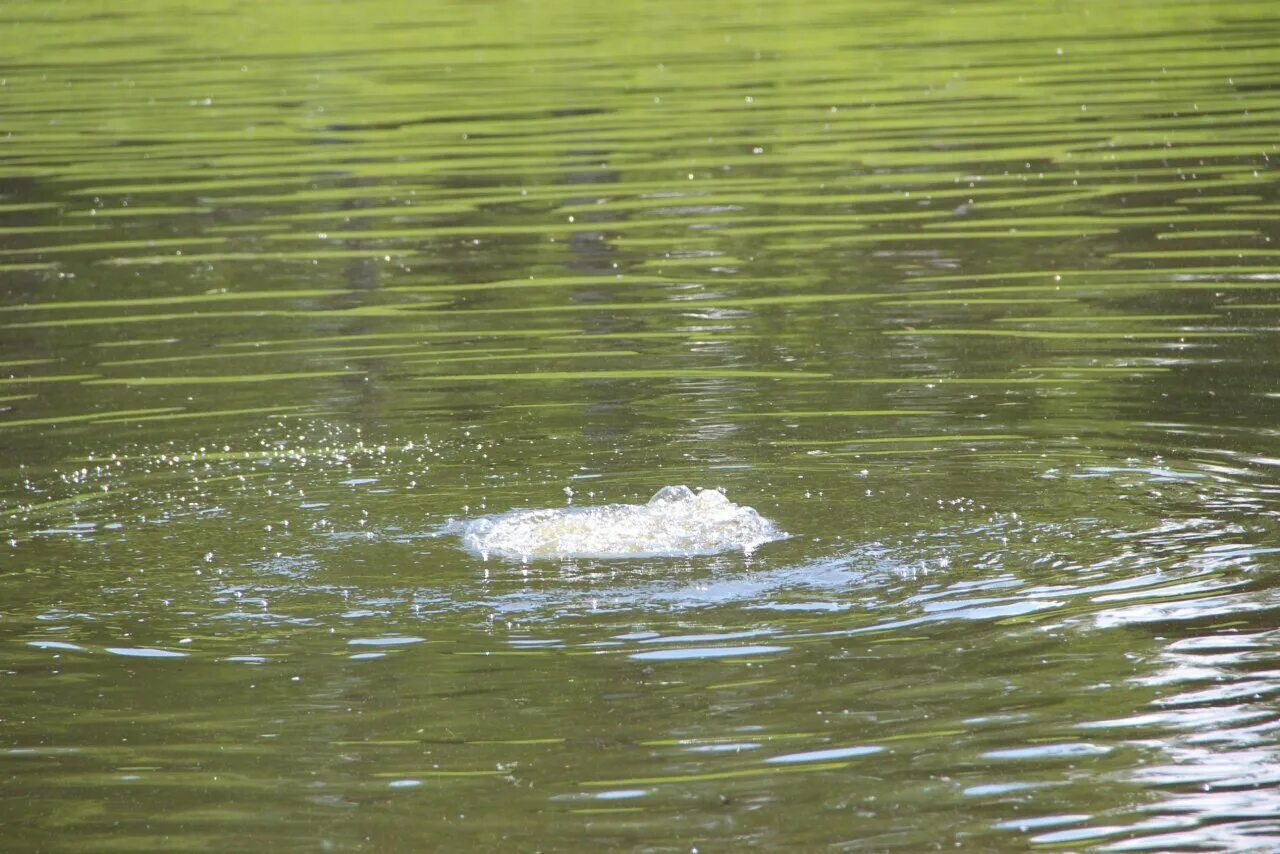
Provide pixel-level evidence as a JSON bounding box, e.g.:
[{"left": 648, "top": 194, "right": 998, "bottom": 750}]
[{"left": 456, "top": 486, "right": 786, "bottom": 561}]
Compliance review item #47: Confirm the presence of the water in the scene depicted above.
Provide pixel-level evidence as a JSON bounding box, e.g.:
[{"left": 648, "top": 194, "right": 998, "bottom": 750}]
[{"left": 2, "top": 0, "right": 1280, "bottom": 848}]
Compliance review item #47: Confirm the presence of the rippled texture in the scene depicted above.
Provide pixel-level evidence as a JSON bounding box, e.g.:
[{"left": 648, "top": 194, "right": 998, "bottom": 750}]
[
  {"left": 458, "top": 485, "right": 785, "bottom": 559},
  {"left": 3, "top": 0, "right": 1280, "bottom": 849}
]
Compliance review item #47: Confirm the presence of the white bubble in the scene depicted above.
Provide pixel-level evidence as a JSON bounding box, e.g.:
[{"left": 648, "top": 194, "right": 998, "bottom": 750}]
[{"left": 456, "top": 486, "right": 786, "bottom": 560}]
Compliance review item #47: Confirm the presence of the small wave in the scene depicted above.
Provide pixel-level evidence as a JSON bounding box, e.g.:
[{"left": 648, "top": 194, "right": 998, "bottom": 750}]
[{"left": 456, "top": 485, "right": 786, "bottom": 561}]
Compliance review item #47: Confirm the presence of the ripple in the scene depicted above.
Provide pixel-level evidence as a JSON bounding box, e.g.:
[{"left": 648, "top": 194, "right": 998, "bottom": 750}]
[
  {"left": 104, "top": 647, "right": 188, "bottom": 659},
  {"left": 628, "top": 644, "right": 789, "bottom": 662}
]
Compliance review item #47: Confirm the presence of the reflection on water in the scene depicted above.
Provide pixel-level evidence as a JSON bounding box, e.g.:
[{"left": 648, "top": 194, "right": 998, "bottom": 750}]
[{"left": 3, "top": 0, "right": 1280, "bottom": 848}]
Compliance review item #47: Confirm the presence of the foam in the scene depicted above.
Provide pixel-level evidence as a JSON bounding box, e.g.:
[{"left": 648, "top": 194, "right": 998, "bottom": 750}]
[{"left": 457, "top": 485, "right": 785, "bottom": 561}]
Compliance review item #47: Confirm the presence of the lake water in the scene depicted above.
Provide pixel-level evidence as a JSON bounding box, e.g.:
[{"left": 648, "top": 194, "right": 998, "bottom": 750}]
[{"left": 3, "top": 0, "right": 1280, "bottom": 848}]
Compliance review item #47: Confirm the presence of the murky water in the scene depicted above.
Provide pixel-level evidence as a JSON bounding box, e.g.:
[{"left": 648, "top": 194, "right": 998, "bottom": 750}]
[{"left": 3, "top": 0, "right": 1280, "bottom": 848}]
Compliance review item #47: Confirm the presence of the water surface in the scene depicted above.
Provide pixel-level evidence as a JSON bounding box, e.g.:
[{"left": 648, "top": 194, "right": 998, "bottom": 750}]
[{"left": 3, "top": 0, "right": 1280, "bottom": 848}]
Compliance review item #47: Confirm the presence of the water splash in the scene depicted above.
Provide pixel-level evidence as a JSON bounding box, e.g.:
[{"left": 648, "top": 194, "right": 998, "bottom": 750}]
[{"left": 457, "top": 485, "right": 786, "bottom": 561}]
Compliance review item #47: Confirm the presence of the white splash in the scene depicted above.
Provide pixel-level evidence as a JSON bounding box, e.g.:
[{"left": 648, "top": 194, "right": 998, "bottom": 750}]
[{"left": 458, "top": 485, "right": 785, "bottom": 561}]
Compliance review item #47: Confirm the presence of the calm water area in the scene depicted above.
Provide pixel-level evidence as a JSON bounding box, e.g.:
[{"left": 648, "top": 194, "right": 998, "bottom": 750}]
[{"left": 3, "top": 0, "right": 1280, "bottom": 848}]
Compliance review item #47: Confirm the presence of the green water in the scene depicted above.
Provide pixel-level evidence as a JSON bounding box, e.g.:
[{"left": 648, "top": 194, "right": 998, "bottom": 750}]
[{"left": 3, "top": 0, "right": 1280, "bottom": 848}]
